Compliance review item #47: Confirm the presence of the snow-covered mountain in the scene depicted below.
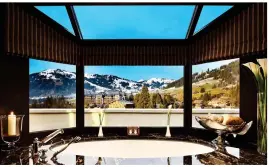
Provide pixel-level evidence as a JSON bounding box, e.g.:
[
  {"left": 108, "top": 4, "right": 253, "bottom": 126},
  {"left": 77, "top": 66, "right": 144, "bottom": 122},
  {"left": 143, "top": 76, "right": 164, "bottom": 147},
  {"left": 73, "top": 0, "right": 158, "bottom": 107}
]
[{"left": 30, "top": 69, "right": 175, "bottom": 98}]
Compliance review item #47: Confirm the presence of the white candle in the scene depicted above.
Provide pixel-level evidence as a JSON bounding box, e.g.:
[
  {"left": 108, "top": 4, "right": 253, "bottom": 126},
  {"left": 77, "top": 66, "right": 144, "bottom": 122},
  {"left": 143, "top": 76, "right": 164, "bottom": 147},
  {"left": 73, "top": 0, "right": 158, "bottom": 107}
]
[{"left": 8, "top": 111, "right": 16, "bottom": 136}]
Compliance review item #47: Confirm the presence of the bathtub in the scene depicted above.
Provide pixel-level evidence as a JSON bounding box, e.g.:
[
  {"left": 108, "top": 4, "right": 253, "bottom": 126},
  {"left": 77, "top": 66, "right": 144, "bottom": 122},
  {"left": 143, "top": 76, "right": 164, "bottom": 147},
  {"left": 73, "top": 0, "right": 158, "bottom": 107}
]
[{"left": 49, "top": 139, "right": 214, "bottom": 158}]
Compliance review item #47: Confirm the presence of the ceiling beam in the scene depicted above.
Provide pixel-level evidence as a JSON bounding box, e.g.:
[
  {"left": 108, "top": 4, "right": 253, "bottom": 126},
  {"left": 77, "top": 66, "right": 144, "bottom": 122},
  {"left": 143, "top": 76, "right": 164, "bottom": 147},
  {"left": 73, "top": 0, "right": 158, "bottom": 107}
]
[
  {"left": 66, "top": 5, "right": 83, "bottom": 39},
  {"left": 185, "top": 5, "right": 203, "bottom": 39}
]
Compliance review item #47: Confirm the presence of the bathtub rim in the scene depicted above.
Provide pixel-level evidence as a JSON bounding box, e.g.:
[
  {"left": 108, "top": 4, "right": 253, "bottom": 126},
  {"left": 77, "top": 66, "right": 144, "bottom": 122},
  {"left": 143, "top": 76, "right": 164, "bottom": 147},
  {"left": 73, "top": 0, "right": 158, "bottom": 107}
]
[{"left": 48, "top": 136, "right": 217, "bottom": 156}]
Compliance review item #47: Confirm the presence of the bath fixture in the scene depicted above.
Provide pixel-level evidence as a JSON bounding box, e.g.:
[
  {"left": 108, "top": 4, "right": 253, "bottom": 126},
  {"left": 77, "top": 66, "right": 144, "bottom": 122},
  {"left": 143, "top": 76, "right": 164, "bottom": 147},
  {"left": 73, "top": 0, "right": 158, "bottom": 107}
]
[
  {"left": 40, "top": 129, "right": 64, "bottom": 145},
  {"left": 51, "top": 136, "right": 81, "bottom": 162},
  {"left": 32, "top": 129, "right": 64, "bottom": 155},
  {"left": 30, "top": 129, "right": 64, "bottom": 164},
  {"left": 39, "top": 149, "right": 48, "bottom": 164}
]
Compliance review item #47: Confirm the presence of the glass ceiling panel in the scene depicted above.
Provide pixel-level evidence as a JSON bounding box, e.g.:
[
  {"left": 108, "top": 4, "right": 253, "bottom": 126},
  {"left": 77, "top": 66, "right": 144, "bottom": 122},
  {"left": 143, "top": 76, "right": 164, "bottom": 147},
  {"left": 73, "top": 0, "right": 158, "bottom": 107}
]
[
  {"left": 74, "top": 5, "right": 195, "bottom": 39},
  {"left": 35, "top": 6, "right": 75, "bottom": 35},
  {"left": 194, "top": 5, "right": 233, "bottom": 34}
]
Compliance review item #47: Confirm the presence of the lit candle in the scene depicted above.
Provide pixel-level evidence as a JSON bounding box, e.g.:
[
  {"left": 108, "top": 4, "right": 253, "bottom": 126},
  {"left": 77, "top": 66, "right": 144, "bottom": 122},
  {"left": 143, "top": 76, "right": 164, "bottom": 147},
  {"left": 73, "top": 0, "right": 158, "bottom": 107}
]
[{"left": 8, "top": 111, "right": 16, "bottom": 136}]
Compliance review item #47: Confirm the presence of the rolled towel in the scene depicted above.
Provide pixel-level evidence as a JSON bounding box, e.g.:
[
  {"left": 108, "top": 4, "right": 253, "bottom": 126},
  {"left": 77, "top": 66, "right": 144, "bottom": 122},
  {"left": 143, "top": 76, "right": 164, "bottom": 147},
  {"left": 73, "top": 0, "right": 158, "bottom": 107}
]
[
  {"left": 206, "top": 114, "right": 224, "bottom": 124},
  {"left": 222, "top": 115, "right": 244, "bottom": 125}
]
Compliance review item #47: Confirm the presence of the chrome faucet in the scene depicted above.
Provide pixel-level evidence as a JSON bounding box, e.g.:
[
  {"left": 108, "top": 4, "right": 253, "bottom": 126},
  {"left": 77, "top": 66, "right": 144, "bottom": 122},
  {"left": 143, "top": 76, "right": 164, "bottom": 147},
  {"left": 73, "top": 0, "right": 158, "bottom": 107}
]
[
  {"left": 40, "top": 129, "right": 64, "bottom": 145},
  {"left": 30, "top": 129, "right": 64, "bottom": 164},
  {"left": 51, "top": 136, "right": 81, "bottom": 161}
]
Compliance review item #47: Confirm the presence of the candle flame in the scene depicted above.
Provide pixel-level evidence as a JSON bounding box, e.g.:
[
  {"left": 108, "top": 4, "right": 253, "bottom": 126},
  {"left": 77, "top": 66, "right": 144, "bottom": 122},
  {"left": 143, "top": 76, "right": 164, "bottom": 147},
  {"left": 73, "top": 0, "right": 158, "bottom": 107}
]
[{"left": 10, "top": 111, "right": 14, "bottom": 115}]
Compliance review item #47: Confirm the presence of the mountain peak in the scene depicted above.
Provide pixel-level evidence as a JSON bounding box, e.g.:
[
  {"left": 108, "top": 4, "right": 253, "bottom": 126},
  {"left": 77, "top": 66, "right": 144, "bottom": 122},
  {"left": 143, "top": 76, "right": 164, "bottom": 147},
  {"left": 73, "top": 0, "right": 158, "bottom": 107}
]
[
  {"left": 146, "top": 78, "right": 175, "bottom": 84},
  {"left": 39, "top": 69, "right": 76, "bottom": 80},
  {"left": 30, "top": 71, "right": 174, "bottom": 98}
]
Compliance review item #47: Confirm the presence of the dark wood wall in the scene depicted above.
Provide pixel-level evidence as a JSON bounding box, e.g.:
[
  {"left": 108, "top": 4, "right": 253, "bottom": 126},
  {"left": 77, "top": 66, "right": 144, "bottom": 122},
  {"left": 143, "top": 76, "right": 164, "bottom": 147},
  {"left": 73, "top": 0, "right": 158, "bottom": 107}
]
[
  {"left": 0, "top": 4, "right": 29, "bottom": 143},
  {"left": 81, "top": 40, "right": 189, "bottom": 65},
  {"left": 5, "top": 4, "right": 80, "bottom": 65},
  {"left": 0, "top": 55, "right": 29, "bottom": 143},
  {"left": 191, "top": 3, "right": 267, "bottom": 64}
]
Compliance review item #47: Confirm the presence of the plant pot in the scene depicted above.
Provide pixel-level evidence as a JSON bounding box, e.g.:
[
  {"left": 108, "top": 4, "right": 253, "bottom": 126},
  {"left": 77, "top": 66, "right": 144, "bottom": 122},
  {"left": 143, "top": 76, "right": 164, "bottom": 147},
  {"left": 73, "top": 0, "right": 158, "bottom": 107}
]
[
  {"left": 257, "top": 92, "right": 267, "bottom": 155},
  {"left": 98, "top": 125, "right": 103, "bottom": 137},
  {"left": 165, "top": 125, "right": 171, "bottom": 138}
]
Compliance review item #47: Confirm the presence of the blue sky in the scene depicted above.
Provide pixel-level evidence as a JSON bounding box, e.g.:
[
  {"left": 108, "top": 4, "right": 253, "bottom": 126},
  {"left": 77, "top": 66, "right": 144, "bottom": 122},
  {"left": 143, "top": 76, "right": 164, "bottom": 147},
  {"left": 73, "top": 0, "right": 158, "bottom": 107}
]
[
  {"left": 30, "top": 59, "right": 76, "bottom": 74},
  {"left": 194, "top": 5, "right": 233, "bottom": 34},
  {"left": 30, "top": 59, "right": 238, "bottom": 81},
  {"left": 36, "top": 5, "right": 232, "bottom": 39},
  {"left": 74, "top": 5, "right": 194, "bottom": 39}
]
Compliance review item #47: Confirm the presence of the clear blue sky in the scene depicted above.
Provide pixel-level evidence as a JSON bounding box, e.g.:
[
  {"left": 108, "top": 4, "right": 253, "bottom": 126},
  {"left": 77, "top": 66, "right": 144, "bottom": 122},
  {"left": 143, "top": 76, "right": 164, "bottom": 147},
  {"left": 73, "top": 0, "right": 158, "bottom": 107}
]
[
  {"left": 84, "top": 66, "right": 184, "bottom": 81},
  {"left": 30, "top": 59, "right": 238, "bottom": 81},
  {"left": 74, "top": 5, "right": 194, "bottom": 39},
  {"left": 30, "top": 59, "right": 76, "bottom": 74},
  {"left": 36, "top": 5, "right": 232, "bottom": 39}
]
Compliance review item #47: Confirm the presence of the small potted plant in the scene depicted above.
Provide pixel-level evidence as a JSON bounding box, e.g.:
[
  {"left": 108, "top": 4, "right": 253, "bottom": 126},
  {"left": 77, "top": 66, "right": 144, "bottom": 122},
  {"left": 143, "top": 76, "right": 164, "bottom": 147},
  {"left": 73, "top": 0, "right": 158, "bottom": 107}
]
[
  {"left": 243, "top": 58, "right": 267, "bottom": 155},
  {"left": 98, "top": 108, "right": 105, "bottom": 137},
  {"left": 165, "top": 105, "right": 173, "bottom": 137}
]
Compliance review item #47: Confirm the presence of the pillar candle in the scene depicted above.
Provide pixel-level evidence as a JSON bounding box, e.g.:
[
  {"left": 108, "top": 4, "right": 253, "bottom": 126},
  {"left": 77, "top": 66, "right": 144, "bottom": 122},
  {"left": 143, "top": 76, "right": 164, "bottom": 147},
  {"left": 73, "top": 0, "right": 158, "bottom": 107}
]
[{"left": 8, "top": 111, "right": 16, "bottom": 136}]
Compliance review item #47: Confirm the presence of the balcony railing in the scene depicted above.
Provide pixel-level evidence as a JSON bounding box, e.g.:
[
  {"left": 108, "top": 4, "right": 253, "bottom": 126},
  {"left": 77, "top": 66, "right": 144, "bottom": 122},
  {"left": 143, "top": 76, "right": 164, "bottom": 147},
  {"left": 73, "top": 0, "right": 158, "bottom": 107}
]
[{"left": 29, "top": 108, "right": 239, "bottom": 132}]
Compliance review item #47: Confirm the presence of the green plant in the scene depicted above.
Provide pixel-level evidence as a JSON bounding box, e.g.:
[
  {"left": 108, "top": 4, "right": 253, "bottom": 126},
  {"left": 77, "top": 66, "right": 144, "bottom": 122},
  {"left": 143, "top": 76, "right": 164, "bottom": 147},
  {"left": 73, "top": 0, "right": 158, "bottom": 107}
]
[
  {"left": 243, "top": 58, "right": 267, "bottom": 155},
  {"left": 167, "top": 105, "right": 172, "bottom": 126},
  {"left": 98, "top": 109, "right": 105, "bottom": 126}
]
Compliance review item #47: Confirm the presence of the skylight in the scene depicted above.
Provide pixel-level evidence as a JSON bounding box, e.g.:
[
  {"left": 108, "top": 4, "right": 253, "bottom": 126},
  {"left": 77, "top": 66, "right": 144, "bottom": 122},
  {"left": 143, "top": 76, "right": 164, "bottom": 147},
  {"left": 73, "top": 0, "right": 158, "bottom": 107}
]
[
  {"left": 35, "top": 6, "right": 75, "bottom": 35},
  {"left": 194, "top": 5, "right": 233, "bottom": 34},
  {"left": 74, "top": 5, "right": 195, "bottom": 39}
]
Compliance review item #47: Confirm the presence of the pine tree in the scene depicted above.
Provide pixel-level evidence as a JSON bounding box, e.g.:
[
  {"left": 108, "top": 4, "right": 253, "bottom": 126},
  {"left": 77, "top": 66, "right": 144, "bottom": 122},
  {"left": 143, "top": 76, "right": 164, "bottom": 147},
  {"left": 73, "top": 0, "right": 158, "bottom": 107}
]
[
  {"left": 138, "top": 85, "right": 151, "bottom": 108},
  {"left": 150, "top": 93, "right": 157, "bottom": 108},
  {"left": 164, "top": 94, "right": 175, "bottom": 106},
  {"left": 230, "top": 84, "right": 240, "bottom": 107},
  {"left": 134, "top": 93, "right": 141, "bottom": 108},
  {"left": 156, "top": 93, "right": 163, "bottom": 104},
  {"left": 163, "top": 96, "right": 168, "bottom": 108}
]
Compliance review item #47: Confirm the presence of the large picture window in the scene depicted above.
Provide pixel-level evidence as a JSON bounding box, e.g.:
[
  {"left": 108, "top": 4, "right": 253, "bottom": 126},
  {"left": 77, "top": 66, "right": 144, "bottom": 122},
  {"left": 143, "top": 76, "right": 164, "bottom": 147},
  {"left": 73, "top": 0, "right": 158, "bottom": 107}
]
[
  {"left": 29, "top": 59, "right": 76, "bottom": 132},
  {"left": 192, "top": 59, "right": 240, "bottom": 128},
  {"left": 84, "top": 66, "right": 184, "bottom": 127}
]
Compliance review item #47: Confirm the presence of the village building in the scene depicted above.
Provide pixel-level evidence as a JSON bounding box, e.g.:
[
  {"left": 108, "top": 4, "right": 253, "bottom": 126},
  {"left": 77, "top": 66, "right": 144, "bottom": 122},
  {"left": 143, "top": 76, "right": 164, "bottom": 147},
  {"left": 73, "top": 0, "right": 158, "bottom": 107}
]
[{"left": 108, "top": 100, "right": 135, "bottom": 108}]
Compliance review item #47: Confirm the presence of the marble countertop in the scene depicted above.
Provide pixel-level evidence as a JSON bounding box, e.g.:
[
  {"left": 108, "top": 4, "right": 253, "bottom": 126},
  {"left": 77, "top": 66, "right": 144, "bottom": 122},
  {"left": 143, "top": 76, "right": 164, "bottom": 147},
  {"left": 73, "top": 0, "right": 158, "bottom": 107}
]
[{"left": 0, "top": 134, "right": 266, "bottom": 165}]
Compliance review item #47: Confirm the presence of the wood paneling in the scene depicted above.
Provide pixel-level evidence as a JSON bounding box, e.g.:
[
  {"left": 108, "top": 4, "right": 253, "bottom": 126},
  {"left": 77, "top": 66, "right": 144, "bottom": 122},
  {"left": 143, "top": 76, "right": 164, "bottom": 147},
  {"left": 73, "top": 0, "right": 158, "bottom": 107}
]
[
  {"left": 191, "top": 3, "right": 267, "bottom": 64},
  {"left": 0, "top": 55, "right": 29, "bottom": 143},
  {"left": 5, "top": 4, "right": 79, "bottom": 65},
  {"left": 82, "top": 44, "right": 189, "bottom": 65}
]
